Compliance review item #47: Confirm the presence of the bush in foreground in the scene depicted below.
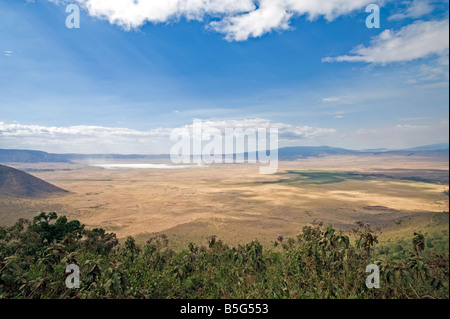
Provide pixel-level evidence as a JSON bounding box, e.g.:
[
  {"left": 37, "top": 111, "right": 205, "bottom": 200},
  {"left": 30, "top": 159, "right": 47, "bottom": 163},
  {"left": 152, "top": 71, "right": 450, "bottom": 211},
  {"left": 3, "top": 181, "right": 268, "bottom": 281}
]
[{"left": 0, "top": 213, "right": 448, "bottom": 299}]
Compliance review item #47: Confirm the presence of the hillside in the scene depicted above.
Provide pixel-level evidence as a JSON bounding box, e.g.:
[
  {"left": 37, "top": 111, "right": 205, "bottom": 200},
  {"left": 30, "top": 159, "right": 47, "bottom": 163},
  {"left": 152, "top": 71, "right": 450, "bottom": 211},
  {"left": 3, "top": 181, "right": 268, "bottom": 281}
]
[{"left": 0, "top": 164, "right": 68, "bottom": 198}]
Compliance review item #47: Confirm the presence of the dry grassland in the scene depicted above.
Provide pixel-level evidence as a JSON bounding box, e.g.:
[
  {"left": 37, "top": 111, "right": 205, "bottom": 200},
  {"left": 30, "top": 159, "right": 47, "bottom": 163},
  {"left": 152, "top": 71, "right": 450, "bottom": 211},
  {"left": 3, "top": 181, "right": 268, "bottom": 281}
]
[{"left": 1, "top": 155, "right": 448, "bottom": 248}]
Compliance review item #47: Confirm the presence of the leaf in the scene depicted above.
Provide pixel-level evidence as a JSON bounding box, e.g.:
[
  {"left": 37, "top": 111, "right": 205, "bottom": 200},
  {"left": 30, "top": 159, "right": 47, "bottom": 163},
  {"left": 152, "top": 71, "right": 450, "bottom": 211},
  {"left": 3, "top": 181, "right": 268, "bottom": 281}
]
[
  {"left": 112, "top": 273, "right": 121, "bottom": 294},
  {"left": 1, "top": 274, "right": 15, "bottom": 284}
]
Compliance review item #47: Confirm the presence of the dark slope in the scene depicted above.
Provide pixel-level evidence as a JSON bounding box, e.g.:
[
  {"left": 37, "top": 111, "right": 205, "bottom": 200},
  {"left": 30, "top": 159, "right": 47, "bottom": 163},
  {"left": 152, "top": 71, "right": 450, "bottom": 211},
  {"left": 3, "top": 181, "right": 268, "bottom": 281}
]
[{"left": 0, "top": 164, "right": 68, "bottom": 198}]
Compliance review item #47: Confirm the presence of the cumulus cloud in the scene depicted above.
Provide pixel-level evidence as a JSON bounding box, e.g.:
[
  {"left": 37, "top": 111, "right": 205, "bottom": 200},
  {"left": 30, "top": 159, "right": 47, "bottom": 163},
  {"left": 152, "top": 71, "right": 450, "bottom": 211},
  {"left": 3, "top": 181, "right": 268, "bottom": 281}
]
[
  {"left": 48, "top": 0, "right": 378, "bottom": 41},
  {"left": 0, "top": 122, "right": 170, "bottom": 139},
  {"left": 185, "top": 119, "right": 336, "bottom": 139},
  {"left": 323, "top": 19, "right": 449, "bottom": 64},
  {"left": 212, "top": 0, "right": 381, "bottom": 40},
  {"left": 2, "top": 119, "right": 446, "bottom": 152},
  {"left": 0, "top": 119, "right": 336, "bottom": 154},
  {"left": 0, "top": 121, "right": 172, "bottom": 153}
]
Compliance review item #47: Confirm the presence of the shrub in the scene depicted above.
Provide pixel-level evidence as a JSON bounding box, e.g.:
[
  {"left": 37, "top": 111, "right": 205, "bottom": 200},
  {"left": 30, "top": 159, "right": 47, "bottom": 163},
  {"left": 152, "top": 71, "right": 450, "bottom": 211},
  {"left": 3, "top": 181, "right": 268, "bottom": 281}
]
[{"left": 0, "top": 213, "right": 448, "bottom": 299}]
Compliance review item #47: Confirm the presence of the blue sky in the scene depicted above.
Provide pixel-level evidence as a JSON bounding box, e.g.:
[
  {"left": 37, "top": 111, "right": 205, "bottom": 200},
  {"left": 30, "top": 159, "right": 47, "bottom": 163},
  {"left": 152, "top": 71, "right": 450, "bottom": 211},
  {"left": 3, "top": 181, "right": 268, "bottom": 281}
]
[{"left": 0, "top": 0, "right": 449, "bottom": 154}]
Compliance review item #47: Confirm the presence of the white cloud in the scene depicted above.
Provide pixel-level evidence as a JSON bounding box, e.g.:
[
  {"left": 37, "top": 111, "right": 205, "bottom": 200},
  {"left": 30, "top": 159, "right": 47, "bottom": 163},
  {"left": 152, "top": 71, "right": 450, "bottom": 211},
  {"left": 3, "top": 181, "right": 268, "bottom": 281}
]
[
  {"left": 322, "top": 97, "right": 341, "bottom": 103},
  {"left": 185, "top": 118, "right": 335, "bottom": 138},
  {"left": 48, "top": 0, "right": 378, "bottom": 41},
  {"left": 322, "top": 95, "right": 355, "bottom": 104},
  {"left": 419, "top": 56, "right": 449, "bottom": 81},
  {"left": 0, "top": 121, "right": 172, "bottom": 153},
  {"left": 0, "top": 119, "right": 336, "bottom": 154},
  {"left": 0, "top": 122, "right": 170, "bottom": 139},
  {"left": 3, "top": 51, "right": 13, "bottom": 57},
  {"left": 323, "top": 19, "right": 449, "bottom": 64},
  {"left": 329, "top": 111, "right": 346, "bottom": 119},
  {"left": 2, "top": 119, "right": 447, "bottom": 152},
  {"left": 212, "top": 0, "right": 383, "bottom": 41},
  {"left": 389, "top": 0, "right": 434, "bottom": 21}
]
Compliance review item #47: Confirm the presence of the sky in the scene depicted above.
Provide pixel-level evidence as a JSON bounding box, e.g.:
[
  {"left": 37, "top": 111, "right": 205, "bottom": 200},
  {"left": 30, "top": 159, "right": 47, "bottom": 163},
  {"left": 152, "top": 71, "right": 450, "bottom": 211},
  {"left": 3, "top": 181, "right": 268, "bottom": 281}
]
[{"left": 0, "top": 0, "right": 449, "bottom": 154}]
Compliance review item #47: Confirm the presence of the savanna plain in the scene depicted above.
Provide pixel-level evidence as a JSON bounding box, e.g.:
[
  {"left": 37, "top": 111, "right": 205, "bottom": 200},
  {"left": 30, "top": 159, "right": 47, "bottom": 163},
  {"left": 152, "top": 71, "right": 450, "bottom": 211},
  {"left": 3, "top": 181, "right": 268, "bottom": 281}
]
[{"left": 2, "top": 154, "right": 448, "bottom": 249}]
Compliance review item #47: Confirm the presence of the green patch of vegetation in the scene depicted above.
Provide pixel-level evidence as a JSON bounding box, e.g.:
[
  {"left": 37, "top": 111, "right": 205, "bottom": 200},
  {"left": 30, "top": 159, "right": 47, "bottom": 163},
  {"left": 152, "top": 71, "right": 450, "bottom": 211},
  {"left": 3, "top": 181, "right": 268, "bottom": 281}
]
[
  {"left": 0, "top": 214, "right": 448, "bottom": 299},
  {"left": 379, "top": 229, "right": 449, "bottom": 259},
  {"left": 263, "top": 170, "right": 449, "bottom": 186},
  {"left": 283, "top": 170, "right": 372, "bottom": 185},
  {"left": 258, "top": 170, "right": 354, "bottom": 185}
]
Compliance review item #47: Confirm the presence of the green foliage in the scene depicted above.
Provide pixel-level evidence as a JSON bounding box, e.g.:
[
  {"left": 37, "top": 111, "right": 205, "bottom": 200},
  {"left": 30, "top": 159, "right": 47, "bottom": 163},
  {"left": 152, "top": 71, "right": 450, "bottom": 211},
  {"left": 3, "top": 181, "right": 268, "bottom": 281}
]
[
  {"left": 32, "top": 212, "right": 84, "bottom": 243},
  {"left": 0, "top": 214, "right": 448, "bottom": 299}
]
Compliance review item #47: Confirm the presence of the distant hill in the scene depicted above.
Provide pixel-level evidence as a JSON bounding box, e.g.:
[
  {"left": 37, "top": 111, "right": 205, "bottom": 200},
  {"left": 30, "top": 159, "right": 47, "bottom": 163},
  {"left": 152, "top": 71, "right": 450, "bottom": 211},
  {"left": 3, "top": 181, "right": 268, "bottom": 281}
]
[
  {"left": 0, "top": 149, "right": 71, "bottom": 163},
  {"left": 0, "top": 164, "right": 68, "bottom": 198},
  {"left": 1, "top": 143, "right": 448, "bottom": 163},
  {"left": 406, "top": 143, "right": 449, "bottom": 151},
  {"left": 0, "top": 149, "right": 169, "bottom": 163},
  {"left": 382, "top": 149, "right": 449, "bottom": 157},
  {"left": 276, "top": 144, "right": 448, "bottom": 160},
  {"left": 277, "top": 146, "right": 360, "bottom": 160},
  {"left": 379, "top": 144, "right": 449, "bottom": 158}
]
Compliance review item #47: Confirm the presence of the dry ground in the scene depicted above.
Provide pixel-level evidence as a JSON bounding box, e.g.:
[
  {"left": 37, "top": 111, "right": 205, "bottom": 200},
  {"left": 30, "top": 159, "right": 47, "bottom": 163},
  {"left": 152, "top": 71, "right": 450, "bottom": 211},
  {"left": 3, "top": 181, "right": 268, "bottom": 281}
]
[{"left": 0, "top": 154, "right": 448, "bottom": 248}]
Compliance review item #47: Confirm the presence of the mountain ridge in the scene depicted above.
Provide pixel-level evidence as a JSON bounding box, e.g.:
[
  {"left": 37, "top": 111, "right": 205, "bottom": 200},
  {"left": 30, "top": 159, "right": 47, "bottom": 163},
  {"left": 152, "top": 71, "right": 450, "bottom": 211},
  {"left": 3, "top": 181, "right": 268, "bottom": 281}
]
[{"left": 0, "top": 143, "right": 448, "bottom": 163}]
